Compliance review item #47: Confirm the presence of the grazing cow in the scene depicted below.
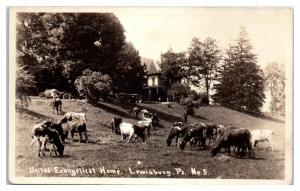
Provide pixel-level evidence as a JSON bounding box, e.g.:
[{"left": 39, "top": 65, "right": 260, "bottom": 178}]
[
  {"left": 179, "top": 124, "right": 207, "bottom": 150},
  {"left": 34, "top": 120, "right": 65, "bottom": 142},
  {"left": 62, "top": 112, "right": 87, "bottom": 124},
  {"left": 31, "top": 121, "right": 64, "bottom": 157},
  {"left": 211, "top": 128, "right": 253, "bottom": 158},
  {"left": 137, "top": 119, "right": 152, "bottom": 137},
  {"left": 67, "top": 121, "right": 88, "bottom": 143},
  {"left": 166, "top": 122, "right": 188, "bottom": 146},
  {"left": 215, "top": 125, "right": 245, "bottom": 153},
  {"left": 51, "top": 98, "right": 62, "bottom": 114},
  {"left": 203, "top": 123, "right": 222, "bottom": 146},
  {"left": 112, "top": 117, "right": 147, "bottom": 143},
  {"left": 250, "top": 129, "right": 274, "bottom": 151}
]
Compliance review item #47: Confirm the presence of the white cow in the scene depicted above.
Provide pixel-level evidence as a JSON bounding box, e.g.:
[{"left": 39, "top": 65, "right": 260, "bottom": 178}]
[
  {"left": 111, "top": 117, "right": 146, "bottom": 143},
  {"left": 119, "top": 122, "right": 136, "bottom": 143},
  {"left": 250, "top": 129, "right": 274, "bottom": 151}
]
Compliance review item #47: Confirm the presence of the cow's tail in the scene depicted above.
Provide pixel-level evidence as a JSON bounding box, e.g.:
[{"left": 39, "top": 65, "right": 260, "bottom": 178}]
[{"left": 30, "top": 136, "right": 38, "bottom": 146}]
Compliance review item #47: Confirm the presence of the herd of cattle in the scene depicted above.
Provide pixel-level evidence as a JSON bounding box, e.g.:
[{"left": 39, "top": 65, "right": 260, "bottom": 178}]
[{"left": 30, "top": 90, "right": 274, "bottom": 159}]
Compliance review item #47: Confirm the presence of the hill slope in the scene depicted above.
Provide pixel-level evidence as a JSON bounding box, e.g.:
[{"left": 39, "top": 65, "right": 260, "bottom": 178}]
[{"left": 13, "top": 97, "right": 285, "bottom": 179}]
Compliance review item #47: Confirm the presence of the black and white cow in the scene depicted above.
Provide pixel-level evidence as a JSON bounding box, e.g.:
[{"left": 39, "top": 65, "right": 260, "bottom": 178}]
[{"left": 31, "top": 121, "right": 64, "bottom": 157}]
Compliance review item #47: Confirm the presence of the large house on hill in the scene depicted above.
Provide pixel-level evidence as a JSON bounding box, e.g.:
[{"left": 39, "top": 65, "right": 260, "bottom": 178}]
[
  {"left": 141, "top": 57, "right": 166, "bottom": 101},
  {"left": 141, "top": 49, "right": 185, "bottom": 101}
]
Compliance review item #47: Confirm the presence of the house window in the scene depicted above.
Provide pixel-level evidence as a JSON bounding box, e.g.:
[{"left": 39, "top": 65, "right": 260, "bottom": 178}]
[{"left": 152, "top": 77, "right": 155, "bottom": 86}]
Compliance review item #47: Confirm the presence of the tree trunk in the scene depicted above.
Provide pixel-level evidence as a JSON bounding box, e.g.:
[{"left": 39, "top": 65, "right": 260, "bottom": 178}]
[{"left": 205, "top": 76, "right": 210, "bottom": 105}]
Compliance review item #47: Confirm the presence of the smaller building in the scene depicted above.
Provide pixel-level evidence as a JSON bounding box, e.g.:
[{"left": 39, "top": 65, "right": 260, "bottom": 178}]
[{"left": 141, "top": 57, "right": 166, "bottom": 101}]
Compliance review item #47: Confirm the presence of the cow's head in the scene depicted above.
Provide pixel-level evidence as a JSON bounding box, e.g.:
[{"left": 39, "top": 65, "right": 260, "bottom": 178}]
[
  {"left": 210, "top": 136, "right": 224, "bottom": 157},
  {"left": 166, "top": 127, "right": 181, "bottom": 146},
  {"left": 179, "top": 140, "right": 187, "bottom": 150},
  {"left": 210, "top": 146, "right": 219, "bottom": 157},
  {"left": 60, "top": 117, "right": 68, "bottom": 124},
  {"left": 113, "top": 117, "right": 122, "bottom": 135}
]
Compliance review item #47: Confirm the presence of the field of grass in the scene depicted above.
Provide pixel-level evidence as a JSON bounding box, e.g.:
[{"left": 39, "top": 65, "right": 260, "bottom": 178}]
[{"left": 13, "top": 97, "right": 285, "bottom": 179}]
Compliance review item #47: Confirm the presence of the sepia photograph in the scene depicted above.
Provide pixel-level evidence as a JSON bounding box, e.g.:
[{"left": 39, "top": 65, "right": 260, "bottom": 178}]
[{"left": 8, "top": 6, "right": 293, "bottom": 184}]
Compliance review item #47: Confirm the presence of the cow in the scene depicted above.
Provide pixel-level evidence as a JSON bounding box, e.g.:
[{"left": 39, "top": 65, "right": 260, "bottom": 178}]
[
  {"left": 40, "top": 89, "right": 60, "bottom": 99},
  {"left": 250, "top": 129, "right": 274, "bottom": 151},
  {"left": 51, "top": 98, "right": 62, "bottom": 114},
  {"left": 112, "top": 117, "right": 147, "bottom": 143},
  {"left": 137, "top": 109, "right": 152, "bottom": 136},
  {"left": 215, "top": 125, "right": 247, "bottom": 154},
  {"left": 31, "top": 121, "right": 64, "bottom": 157},
  {"left": 211, "top": 128, "right": 253, "bottom": 158},
  {"left": 137, "top": 119, "right": 152, "bottom": 137},
  {"left": 62, "top": 112, "right": 87, "bottom": 124},
  {"left": 65, "top": 121, "right": 89, "bottom": 143},
  {"left": 150, "top": 113, "right": 159, "bottom": 130},
  {"left": 111, "top": 117, "right": 122, "bottom": 134},
  {"left": 166, "top": 123, "right": 188, "bottom": 146},
  {"left": 34, "top": 120, "right": 65, "bottom": 142},
  {"left": 203, "top": 123, "right": 223, "bottom": 147},
  {"left": 179, "top": 124, "right": 207, "bottom": 150}
]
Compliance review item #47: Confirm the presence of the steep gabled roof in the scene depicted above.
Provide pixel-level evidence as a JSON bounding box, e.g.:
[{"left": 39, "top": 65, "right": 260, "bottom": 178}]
[{"left": 141, "top": 57, "right": 161, "bottom": 74}]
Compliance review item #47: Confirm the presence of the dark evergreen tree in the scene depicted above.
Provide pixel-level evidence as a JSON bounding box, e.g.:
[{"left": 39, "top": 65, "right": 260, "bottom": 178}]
[
  {"left": 115, "top": 42, "right": 146, "bottom": 94},
  {"left": 213, "top": 28, "right": 265, "bottom": 113}
]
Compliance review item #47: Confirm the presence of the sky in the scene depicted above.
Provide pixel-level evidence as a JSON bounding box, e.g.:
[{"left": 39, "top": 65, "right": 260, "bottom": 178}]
[
  {"left": 112, "top": 7, "right": 293, "bottom": 69},
  {"left": 112, "top": 7, "right": 293, "bottom": 112}
]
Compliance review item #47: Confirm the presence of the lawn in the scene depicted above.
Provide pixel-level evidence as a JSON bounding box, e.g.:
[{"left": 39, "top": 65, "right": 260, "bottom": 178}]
[{"left": 13, "top": 97, "right": 285, "bottom": 179}]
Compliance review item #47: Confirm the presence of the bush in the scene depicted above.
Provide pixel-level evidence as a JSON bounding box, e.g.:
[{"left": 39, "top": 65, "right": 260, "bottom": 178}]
[
  {"left": 167, "top": 83, "right": 191, "bottom": 102},
  {"left": 199, "top": 93, "right": 209, "bottom": 106},
  {"left": 74, "top": 69, "right": 112, "bottom": 104},
  {"left": 16, "top": 66, "right": 36, "bottom": 108}
]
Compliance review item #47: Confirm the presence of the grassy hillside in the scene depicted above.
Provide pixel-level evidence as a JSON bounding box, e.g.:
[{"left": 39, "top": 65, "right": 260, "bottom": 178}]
[{"left": 13, "top": 97, "right": 285, "bottom": 179}]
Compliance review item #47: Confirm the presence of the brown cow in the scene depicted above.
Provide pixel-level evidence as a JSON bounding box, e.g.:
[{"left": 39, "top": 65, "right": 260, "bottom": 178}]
[{"left": 211, "top": 128, "right": 253, "bottom": 158}]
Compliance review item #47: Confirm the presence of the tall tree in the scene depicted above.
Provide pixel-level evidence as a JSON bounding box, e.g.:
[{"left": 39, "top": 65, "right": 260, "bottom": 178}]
[
  {"left": 61, "top": 13, "right": 126, "bottom": 88},
  {"left": 16, "top": 13, "right": 136, "bottom": 96},
  {"left": 264, "top": 62, "right": 285, "bottom": 115},
  {"left": 213, "top": 28, "right": 265, "bottom": 113},
  {"left": 115, "top": 42, "right": 146, "bottom": 94},
  {"left": 161, "top": 49, "right": 187, "bottom": 89},
  {"left": 17, "top": 13, "right": 77, "bottom": 93},
  {"left": 188, "top": 37, "right": 222, "bottom": 104}
]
